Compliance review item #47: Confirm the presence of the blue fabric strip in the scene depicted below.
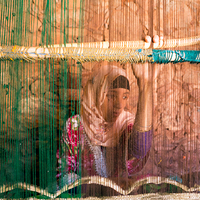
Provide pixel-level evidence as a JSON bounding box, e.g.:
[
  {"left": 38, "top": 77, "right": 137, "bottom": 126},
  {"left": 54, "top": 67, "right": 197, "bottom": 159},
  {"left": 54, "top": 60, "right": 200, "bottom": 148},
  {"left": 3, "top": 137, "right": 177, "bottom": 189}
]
[{"left": 152, "top": 50, "right": 200, "bottom": 63}]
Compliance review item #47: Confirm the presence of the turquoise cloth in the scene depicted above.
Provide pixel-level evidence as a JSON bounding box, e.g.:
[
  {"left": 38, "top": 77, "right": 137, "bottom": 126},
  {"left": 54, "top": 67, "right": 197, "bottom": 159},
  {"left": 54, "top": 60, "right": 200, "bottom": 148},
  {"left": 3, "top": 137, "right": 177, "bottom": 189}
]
[{"left": 152, "top": 50, "right": 200, "bottom": 63}]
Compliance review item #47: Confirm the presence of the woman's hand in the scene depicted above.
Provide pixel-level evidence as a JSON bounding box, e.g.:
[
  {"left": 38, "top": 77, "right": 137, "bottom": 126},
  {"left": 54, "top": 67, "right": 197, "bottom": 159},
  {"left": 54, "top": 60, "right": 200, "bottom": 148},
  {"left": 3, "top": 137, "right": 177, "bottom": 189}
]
[
  {"left": 131, "top": 35, "right": 162, "bottom": 87},
  {"left": 131, "top": 63, "right": 151, "bottom": 85},
  {"left": 131, "top": 62, "right": 160, "bottom": 89}
]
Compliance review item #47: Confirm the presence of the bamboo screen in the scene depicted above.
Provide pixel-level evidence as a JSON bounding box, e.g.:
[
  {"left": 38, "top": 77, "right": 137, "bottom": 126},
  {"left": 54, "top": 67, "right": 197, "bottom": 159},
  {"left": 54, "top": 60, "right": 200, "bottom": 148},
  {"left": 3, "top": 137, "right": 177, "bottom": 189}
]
[{"left": 0, "top": 0, "right": 200, "bottom": 199}]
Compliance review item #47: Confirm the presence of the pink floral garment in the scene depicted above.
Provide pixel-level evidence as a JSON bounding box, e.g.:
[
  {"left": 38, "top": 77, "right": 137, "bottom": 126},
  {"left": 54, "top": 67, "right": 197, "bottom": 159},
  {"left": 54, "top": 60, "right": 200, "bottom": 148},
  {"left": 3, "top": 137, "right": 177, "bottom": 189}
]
[
  {"left": 57, "top": 115, "right": 152, "bottom": 179},
  {"left": 57, "top": 115, "right": 84, "bottom": 176}
]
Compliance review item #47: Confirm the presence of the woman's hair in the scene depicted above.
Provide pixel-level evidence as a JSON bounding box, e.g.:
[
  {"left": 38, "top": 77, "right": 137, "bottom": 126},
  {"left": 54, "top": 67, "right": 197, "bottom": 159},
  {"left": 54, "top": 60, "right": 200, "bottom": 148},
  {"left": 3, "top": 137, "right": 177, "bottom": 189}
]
[{"left": 112, "top": 75, "right": 130, "bottom": 90}]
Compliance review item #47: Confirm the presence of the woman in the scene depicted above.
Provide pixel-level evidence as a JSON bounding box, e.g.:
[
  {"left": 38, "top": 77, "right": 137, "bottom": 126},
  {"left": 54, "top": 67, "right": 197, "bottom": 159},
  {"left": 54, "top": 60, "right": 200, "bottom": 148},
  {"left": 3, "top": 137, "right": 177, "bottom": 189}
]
[{"left": 58, "top": 62, "right": 153, "bottom": 182}]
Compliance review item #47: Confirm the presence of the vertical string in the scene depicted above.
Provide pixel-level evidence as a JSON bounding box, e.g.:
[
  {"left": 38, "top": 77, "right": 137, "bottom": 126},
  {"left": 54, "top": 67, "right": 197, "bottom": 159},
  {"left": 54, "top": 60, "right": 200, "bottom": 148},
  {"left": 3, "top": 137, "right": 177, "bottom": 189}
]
[
  {"left": 109, "top": 0, "right": 112, "bottom": 46},
  {"left": 78, "top": 0, "right": 84, "bottom": 196},
  {"left": 17, "top": 0, "right": 23, "bottom": 197}
]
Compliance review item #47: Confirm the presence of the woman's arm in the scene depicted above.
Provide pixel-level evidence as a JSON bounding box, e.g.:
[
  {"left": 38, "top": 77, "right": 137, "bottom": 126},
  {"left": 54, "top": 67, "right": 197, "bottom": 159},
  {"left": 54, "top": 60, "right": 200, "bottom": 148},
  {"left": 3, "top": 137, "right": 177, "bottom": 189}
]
[
  {"left": 129, "top": 61, "right": 160, "bottom": 160},
  {"left": 132, "top": 63, "right": 153, "bottom": 132},
  {"left": 132, "top": 35, "right": 162, "bottom": 131}
]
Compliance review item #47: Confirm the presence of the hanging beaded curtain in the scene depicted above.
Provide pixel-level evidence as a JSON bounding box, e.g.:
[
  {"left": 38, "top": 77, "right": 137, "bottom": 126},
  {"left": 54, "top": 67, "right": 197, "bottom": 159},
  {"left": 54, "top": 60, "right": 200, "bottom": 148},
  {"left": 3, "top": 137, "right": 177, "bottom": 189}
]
[{"left": 0, "top": 0, "right": 200, "bottom": 199}]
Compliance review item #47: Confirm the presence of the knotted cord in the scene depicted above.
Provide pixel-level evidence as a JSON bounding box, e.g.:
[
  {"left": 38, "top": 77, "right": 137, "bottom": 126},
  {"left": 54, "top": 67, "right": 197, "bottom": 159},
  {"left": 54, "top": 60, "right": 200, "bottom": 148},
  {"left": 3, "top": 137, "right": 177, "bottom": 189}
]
[{"left": 0, "top": 45, "right": 199, "bottom": 63}]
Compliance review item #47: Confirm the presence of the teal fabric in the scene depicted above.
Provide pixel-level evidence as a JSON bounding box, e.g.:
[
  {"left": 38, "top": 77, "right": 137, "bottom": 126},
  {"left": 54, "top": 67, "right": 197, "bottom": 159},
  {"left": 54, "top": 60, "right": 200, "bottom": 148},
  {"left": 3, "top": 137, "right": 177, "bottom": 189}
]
[{"left": 152, "top": 50, "right": 200, "bottom": 63}]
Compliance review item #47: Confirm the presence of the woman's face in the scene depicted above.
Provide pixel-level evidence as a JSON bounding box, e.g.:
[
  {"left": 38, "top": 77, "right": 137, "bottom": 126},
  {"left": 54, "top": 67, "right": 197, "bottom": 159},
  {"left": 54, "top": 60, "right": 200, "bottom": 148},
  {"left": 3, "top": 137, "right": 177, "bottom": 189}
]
[{"left": 101, "top": 88, "right": 130, "bottom": 122}]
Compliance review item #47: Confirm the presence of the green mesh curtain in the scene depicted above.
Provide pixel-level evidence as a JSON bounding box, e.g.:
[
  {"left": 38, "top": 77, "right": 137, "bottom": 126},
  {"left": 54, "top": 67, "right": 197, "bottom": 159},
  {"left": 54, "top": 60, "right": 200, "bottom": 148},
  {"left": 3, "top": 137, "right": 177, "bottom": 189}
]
[
  {"left": 0, "top": 0, "right": 83, "bottom": 198},
  {"left": 0, "top": 0, "right": 200, "bottom": 199}
]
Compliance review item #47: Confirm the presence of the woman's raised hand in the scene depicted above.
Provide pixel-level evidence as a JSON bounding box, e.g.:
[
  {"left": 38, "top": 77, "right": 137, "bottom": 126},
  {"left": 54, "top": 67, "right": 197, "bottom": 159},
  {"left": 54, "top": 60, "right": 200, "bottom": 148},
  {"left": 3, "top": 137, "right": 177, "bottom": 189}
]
[
  {"left": 132, "top": 35, "right": 162, "bottom": 85},
  {"left": 131, "top": 63, "right": 152, "bottom": 86}
]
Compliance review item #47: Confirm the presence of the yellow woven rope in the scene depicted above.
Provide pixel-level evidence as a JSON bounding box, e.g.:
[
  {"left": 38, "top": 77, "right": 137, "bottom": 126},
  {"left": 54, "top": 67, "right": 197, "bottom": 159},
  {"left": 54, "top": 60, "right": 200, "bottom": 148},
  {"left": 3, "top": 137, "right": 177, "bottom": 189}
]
[{"left": 0, "top": 46, "right": 153, "bottom": 63}]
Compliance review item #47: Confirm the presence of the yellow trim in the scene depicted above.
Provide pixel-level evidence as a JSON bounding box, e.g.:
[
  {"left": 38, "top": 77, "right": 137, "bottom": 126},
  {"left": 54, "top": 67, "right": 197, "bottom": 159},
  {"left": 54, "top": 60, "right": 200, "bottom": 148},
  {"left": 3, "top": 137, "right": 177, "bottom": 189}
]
[{"left": 1, "top": 176, "right": 200, "bottom": 198}]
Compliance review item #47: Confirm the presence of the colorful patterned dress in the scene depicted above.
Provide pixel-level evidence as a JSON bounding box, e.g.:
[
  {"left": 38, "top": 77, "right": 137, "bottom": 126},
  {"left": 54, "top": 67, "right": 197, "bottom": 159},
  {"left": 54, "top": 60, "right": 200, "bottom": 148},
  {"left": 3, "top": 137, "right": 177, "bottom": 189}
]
[{"left": 57, "top": 115, "right": 152, "bottom": 182}]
